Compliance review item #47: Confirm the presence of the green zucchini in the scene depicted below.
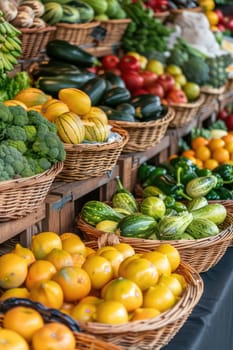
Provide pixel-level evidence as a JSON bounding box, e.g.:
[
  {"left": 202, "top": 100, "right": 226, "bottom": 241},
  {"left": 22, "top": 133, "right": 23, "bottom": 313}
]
[
  {"left": 101, "top": 87, "right": 131, "bottom": 107},
  {"left": 157, "top": 212, "right": 193, "bottom": 240},
  {"left": 100, "top": 71, "right": 126, "bottom": 89},
  {"left": 81, "top": 200, "right": 124, "bottom": 226},
  {"left": 130, "top": 94, "right": 163, "bottom": 121},
  {"left": 185, "top": 176, "right": 218, "bottom": 199},
  {"left": 46, "top": 40, "right": 99, "bottom": 67},
  {"left": 115, "top": 103, "right": 135, "bottom": 116},
  {"left": 191, "top": 203, "right": 227, "bottom": 225},
  {"left": 117, "top": 213, "right": 157, "bottom": 238},
  {"left": 82, "top": 77, "right": 107, "bottom": 106},
  {"left": 186, "top": 218, "right": 219, "bottom": 239},
  {"left": 99, "top": 105, "right": 136, "bottom": 121}
]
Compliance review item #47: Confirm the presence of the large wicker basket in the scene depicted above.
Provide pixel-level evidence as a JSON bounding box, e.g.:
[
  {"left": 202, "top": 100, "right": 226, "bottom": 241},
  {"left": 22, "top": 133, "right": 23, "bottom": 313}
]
[
  {"left": 74, "top": 234, "right": 204, "bottom": 350},
  {"left": 0, "top": 162, "right": 63, "bottom": 222},
  {"left": 0, "top": 298, "right": 121, "bottom": 350},
  {"left": 168, "top": 94, "right": 205, "bottom": 128},
  {"left": 96, "top": 19, "right": 131, "bottom": 45},
  {"left": 200, "top": 85, "right": 226, "bottom": 111},
  {"left": 77, "top": 212, "right": 233, "bottom": 273},
  {"left": 19, "top": 26, "right": 56, "bottom": 59},
  {"left": 109, "top": 107, "right": 174, "bottom": 153},
  {"left": 52, "top": 22, "right": 100, "bottom": 46},
  {"left": 56, "top": 126, "right": 128, "bottom": 182}
]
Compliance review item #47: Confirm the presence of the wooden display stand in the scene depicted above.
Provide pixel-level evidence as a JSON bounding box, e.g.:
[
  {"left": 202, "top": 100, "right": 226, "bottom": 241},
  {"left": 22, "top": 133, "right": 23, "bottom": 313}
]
[
  {"left": 117, "top": 136, "right": 170, "bottom": 192},
  {"left": 43, "top": 166, "right": 119, "bottom": 234}
]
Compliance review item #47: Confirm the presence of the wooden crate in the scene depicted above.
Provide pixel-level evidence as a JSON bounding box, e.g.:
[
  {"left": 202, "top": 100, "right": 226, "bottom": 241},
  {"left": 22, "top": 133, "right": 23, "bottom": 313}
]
[
  {"left": 43, "top": 166, "right": 119, "bottom": 234},
  {"left": 117, "top": 136, "right": 170, "bottom": 193},
  {"left": 0, "top": 205, "right": 45, "bottom": 248}
]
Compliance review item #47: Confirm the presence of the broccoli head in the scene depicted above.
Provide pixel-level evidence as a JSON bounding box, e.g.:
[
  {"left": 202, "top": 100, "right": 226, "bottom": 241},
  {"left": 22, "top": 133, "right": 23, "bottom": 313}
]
[
  {"left": 27, "top": 110, "right": 57, "bottom": 133},
  {"left": 181, "top": 56, "right": 210, "bottom": 86},
  {"left": 23, "top": 125, "right": 37, "bottom": 142},
  {"left": 5, "top": 125, "right": 27, "bottom": 141},
  {"left": 0, "top": 103, "right": 13, "bottom": 123},
  {"left": 8, "top": 105, "right": 29, "bottom": 126},
  {"left": 4, "top": 139, "right": 27, "bottom": 154}
]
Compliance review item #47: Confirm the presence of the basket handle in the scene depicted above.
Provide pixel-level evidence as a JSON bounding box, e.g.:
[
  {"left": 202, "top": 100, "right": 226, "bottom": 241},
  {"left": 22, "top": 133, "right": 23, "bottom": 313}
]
[
  {"left": 97, "top": 233, "right": 120, "bottom": 248},
  {"left": 0, "top": 298, "right": 80, "bottom": 332}
]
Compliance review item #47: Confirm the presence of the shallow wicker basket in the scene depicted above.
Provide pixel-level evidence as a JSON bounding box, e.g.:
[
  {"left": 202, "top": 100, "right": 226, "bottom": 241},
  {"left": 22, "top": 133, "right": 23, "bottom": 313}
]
[
  {"left": 168, "top": 94, "right": 205, "bottom": 128},
  {"left": 109, "top": 107, "right": 174, "bottom": 153},
  {"left": 0, "top": 298, "right": 121, "bottom": 350},
  {"left": 56, "top": 126, "right": 128, "bottom": 182},
  {"left": 200, "top": 84, "right": 226, "bottom": 110},
  {"left": 74, "top": 234, "right": 204, "bottom": 350},
  {"left": 96, "top": 19, "right": 131, "bottom": 45},
  {"left": 0, "top": 162, "right": 63, "bottom": 222},
  {"left": 52, "top": 21, "right": 100, "bottom": 46},
  {"left": 19, "top": 26, "right": 56, "bottom": 59},
  {"left": 77, "top": 211, "right": 233, "bottom": 273}
]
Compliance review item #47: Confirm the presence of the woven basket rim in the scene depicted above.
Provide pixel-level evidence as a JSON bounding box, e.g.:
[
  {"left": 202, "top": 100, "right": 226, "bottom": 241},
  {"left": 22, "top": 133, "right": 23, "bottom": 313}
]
[
  {"left": 98, "top": 19, "right": 132, "bottom": 24},
  {"left": 168, "top": 93, "right": 205, "bottom": 108},
  {"left": 170, "top": 6, "right": 202, "bottom": 13},
  {"left": 154, "top": 11, "right": 170, "bottom": 17},
  {"left": 20, "top": 25, "right": 56, "bottom": 34},
  {"left": 77, "top": 211, "right": 233, "bottom": 249},
  {"left": 201, "top": 85, "right": 226, "bottom": 94},
  {"left": 55, "top": 21, "right": 100, "bottom": 29},
  {"left": 0, "top": 161, "right": 63, "bottom": 191},
  {"left": 63, "top": 126, "right": 129, "bottom": 152},
  {"left": 109, "top": 106, "right": 175, "bottom": 129}
]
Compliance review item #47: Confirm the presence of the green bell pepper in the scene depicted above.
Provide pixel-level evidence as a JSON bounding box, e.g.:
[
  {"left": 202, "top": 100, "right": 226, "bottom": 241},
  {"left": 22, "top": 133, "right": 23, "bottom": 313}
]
[
  {"left": 213, "top": 164, "right": 233, "bottom": 184},
  {"left": 138, "top": 163, "right": 156, "bottom": 183},
  {"left": 196, "top": 168, "right": 212, "bottom": 177},
  {"left": 215, "top": 187, "right": 233, "bottom": 200},
  {"left": 142, "top": 167, "right": 167, "bottom": 188},
  {"left": 206, "top": 189, "right": 221, "bottom": 200}
]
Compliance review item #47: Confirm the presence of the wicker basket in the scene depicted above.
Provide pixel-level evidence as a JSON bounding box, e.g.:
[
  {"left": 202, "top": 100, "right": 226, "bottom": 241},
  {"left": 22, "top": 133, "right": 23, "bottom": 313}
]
[
  {"left": 0, "top": 162, "right": 63, "bottom": 222},
  {"left": 200, "top": 85, "right": 226, "bottom": 110},
  {"left": 154, "top": 11, "right": 170, "bottom": 23},
  {"left": 96, "top": 19, "right": 132, "bottom": 45},
  {"left": 52, "top": 22, "right": 100, "bottom": 46},
  {"left": 0, "top": 298, "right": 121, "bottom": 350},
  {"left": 168, "top": 94, "right": 205, "bottom": 128},
  {"left": 77, "top": 211, "right": 233, "bottom": 273},
  {"left": 109, "top": 107, "right": 174, "bottom": 153},
  {"left": 170, "top": 6, "right": 202, "bottom": 14},
  {"left": 56, "top": 126, "right": 128, "bottom": 182},
  {"left": 72, "top": 234, "right": 203, "bottom": 350},
  {"left": 19, "top": 26, "right": 56, "bottom": 59}
]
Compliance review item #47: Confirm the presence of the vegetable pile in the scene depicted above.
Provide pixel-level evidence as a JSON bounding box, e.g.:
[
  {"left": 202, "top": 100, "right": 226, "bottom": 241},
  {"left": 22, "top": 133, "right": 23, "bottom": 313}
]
[{"left": 0, "top": 103, "right": 65, "bottom": 181}]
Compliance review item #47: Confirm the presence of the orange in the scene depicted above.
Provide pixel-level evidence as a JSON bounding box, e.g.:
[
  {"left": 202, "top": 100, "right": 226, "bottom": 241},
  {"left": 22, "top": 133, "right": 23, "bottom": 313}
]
[
  {"left": 130, "top": 308, "right": 160, "bottom": 321},
  {"left": 158, "top": 274, "right": 183, "bottom": 297},
  {"left": 61, "top": 235, "right": 86, "bottom": 257},
  {"left": 226, "top": 160, "right": 233, "bottom": 165},
  {"left": 212, "top": 147, "right": 230, "bottom": 163},
  {"left": 195, "top": 145, "right": 211, "bottom": 161},
  {"left": 45, "top": 248, "right": 73, "bottom": 271},
  {"left": 141, "top": 251, "right": 171, "bottom": 276},
  {"left": 103, "top": 277, "right": 143, "bottom": 312},
  {"left": 118, "top": 254, "right": 142, "bottom": 276},
  {"left": 113, "top": 243, "right": 135, "bottom": 259},
  {"left": 82, "top": 255, "right": 113, "bottom": 289},
  {"left": 208, "top": 138, "right": 225, "bottom": 151},
  {"left": 156, "top": 244, "right": 181, "bottom": 272},
  {"left": 70, "top": 253, "right": 86, "bottom": 267},
  {"left": 0, "top": 253, "right": 28, "bottom": 289},
  {"left": 119, "top": 257, "right": 159, "bottom": 291},
  {"left": 52, "top": 266, "right": 91, "bottom": 302},
  {"left": 205, "top": 10, "right": 219, "bottom": 25},
  {"left": 195, "top": 158, "right": 203, "bottom": 169},
  {"left": 25, "top": 260, "right": 56, "bottom": 290},
  {"left": 31, "top": 322, "right": 76, "bottom": 350},
  {"left": 30, "top": 280, "right": 64, "bottom": 309},
  {"left": 31, "top": 232, "right": 62, "bottom": 260},
  {"left": 222, "top": 133, "right": 233, "bottom": 144},
  {"left": 204, "top": 158, "right": 219, "bottom": 170},
  {"left": 85, "top": 246, "right": 96, "bottom": 257},
  {"left": 171, "top": 273, "right": 188, "bottom": 290},
  {"left": 0, "top": 287, "right": 30, "bottom": 301},
  {"left": 12, "top": 243, "right": 35, "bottom": 266},
  {"left": 184, "top": 155, "right": 197, "bottom": 165},
  {"left": 0, "top": 329, "right": 29, "bottom": 350},
  {"left": 191, "top": 136, "right": 208, "bottom": 150},
  {"left": 98, "top": 249, "right": 124, "bottom": 278},
  {"left": 182, "top": 150, "right": 195, "bottom": 158},
  {"left": 224, "top": 142, "right": 233, "bottom": 154},
  {"left": 143, "top": 284, "right": 177, "bottom": 312},
  {"left": 95, "top": 300, "right": 128, "bottom": 324},
  {"left": 60, "top": 302, "right": 74, "bottom": 315},
  {"left": 79, "top": 296, "right": 103, "bottom": 305},
  {"left": 3, "top": 306, "right": 44, "bottom": 342},
  {"left": 71, "top": 302, "right": 97, "bottom": 322},
  {"left": 95, "top": 246, "right": 118, "bottom": 256}
]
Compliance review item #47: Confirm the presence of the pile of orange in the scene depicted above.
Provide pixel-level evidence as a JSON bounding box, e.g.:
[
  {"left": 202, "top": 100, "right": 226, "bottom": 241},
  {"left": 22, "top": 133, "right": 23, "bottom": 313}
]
[
  {"left": 0, "top": 231, "right": 186, "bottom": 327},
  {"left": 181, "top": 133, "right": 233, "bottom": 170}
]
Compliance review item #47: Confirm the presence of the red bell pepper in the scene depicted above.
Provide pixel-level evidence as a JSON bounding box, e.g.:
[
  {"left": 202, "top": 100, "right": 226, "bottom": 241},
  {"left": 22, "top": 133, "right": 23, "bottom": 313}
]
[{"left": 118, "top": 55, "right": 141, "bottom": 72}]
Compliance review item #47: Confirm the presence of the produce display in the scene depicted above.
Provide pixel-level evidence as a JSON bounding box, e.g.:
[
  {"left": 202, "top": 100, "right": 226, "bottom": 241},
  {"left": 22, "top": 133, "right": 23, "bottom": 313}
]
[
  {"left": 0, "top": 231, "right": 187, "bottom": 325},
  {"left": 80, "top": 175, "right": 227, "bottom": 240}
]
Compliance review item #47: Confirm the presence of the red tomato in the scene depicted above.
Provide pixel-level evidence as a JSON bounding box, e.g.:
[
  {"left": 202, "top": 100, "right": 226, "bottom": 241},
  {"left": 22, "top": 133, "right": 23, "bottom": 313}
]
[
  {"left": 147, "top": 83, "right": 164, "bottom": 99},
  {"left": 121, "top": 71, "right": 144, "bottom": 91},
  {"left": 157, "top": 74, "right": 176, "bottom": 92},
  {"left": 139, "top": 70, "right": 158, "bottom": 88},
  {"left": 119, "top": 55, "right": 141, "bottom": 72},
  {"left": 101, "top": 55, "right": 120, "bottom": 70}
]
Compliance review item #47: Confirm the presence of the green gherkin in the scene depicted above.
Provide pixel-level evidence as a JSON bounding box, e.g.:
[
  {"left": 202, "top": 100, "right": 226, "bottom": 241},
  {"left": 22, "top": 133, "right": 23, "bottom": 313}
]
[{"left": 206, "top": 55, "right": 230, "bottom": 88}]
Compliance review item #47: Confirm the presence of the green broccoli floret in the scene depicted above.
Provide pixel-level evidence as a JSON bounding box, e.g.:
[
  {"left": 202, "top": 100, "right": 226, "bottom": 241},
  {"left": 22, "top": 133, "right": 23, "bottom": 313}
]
[
  {"left": 37, "top": 124, "right": 50, "bottom": 138},
  {"left": 38, "top": 158, "right": 52, "bottom": 171},
  {"left": 8, "top": 105, "right": 29, "bottom": 126},
  {"left": 5, "top": 125, "right": 27, "bottom": 141},
  {"left": 20, "top": 165, "right": 35, "bottom": 178},
  {"left": 23, "top": 125, "right": 37, "bottom": 142},
  {"left": 0, "top": 103, "right": 13, "bottom": 123},
  {"left": 27, "top": 110, "right": 57, "bottom": 133},
  {"left": 4, "top": 140, "right": 27, "bottom": 154},
  {"left": 27, "top": 157, "right": 43, "bottom": 174},
  {"left": 32, "top": 139, "right": 49, "bottom": 157},
  {"left": 181, "top": 56, "right": 210, "bottom": 86}
]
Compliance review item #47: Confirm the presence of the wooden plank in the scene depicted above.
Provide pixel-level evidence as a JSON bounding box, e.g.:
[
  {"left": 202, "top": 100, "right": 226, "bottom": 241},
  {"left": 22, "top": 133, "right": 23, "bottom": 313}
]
[{"left": 0, "top": 206, "right": 45, "bottom": 244}]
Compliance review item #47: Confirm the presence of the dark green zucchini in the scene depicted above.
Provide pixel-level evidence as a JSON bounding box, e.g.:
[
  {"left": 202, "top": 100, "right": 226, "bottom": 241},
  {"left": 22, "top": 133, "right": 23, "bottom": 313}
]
[
  {"left": 115, "top": 103, "right": 135, "bottom": 116},
  {"left": 37, "top": 60, "right": 78, "bottom": 70},
  {"left": 100, "top": 71, "right": 126, "bottom": 88},
  {"left": 117, "top": 213, "right": 157, "bottom": 238},
  {"left": 131, "top": 94, "right": 163, "bottom": 121},
  {"left": 82, "top": 77, "right": 107, "bottom": 105},
  {"left": 98, "top": 105, "right": 135, "bottom": 122},
  {"left": 46, "top": 40, "right": 99, "bottom": 67},
  {"left": 101, "top": 87, "right": 131, "bottom": 107}
]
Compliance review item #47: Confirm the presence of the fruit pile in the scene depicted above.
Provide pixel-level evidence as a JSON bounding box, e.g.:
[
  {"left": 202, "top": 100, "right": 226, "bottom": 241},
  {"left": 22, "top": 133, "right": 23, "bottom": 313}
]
[{"left": 0, "top": 231, "right": 187, "bottom": 325}]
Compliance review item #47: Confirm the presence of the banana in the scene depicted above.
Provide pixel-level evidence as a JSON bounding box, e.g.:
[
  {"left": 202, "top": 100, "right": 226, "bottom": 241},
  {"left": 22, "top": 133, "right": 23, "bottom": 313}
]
[
  {"left": 0, "top": 22, "right": 7, "bottom": 35},
  {"left": 5, "top": 53, "right": 18, "bottom": 66},
  {"left": 11, "top": 50, "right": 22, "bottom": 58},
  {"left": 1, "top": 21, "right": 16, "bottom": 37},
  {"left": 0, "top": 52, "right": 13, "bottom": 72},
  {"left": 6, "top": 37, "right": 21, "bottom": 52},
  {"left": 0, "top": 57, "right": 4, "bottom": 72},
  {"left": 0, "top": 44, "right": 10, "bottom": 53},
  {"left": 0, "top": 33, "right": 5, "bottom": 43}
]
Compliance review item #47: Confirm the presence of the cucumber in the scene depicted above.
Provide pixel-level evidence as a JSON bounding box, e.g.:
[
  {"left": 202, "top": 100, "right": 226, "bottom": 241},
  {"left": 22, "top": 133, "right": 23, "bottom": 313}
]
[
  {"left": 117, "top": 213, "right": 157, "bottom": 238},
  {"left": 186, "top": 218, "right": 219, "bottom": 239},
  {"left": 191, "top": 203, "right": 227, "bottom": 225},
  {"left": 81, "top": 200, "right": 124, "bottom": 226},
  {"left": 185, "top": 176, "right": 218, "bottom": 199}
]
